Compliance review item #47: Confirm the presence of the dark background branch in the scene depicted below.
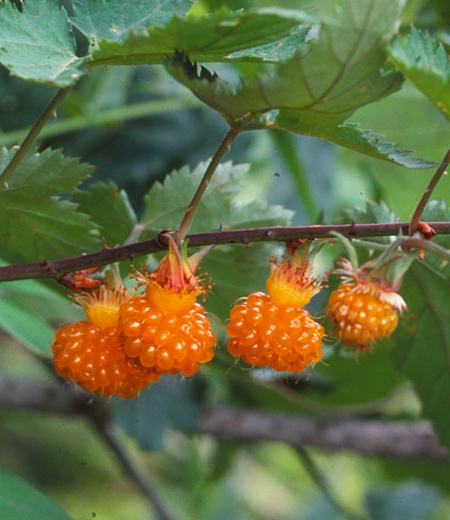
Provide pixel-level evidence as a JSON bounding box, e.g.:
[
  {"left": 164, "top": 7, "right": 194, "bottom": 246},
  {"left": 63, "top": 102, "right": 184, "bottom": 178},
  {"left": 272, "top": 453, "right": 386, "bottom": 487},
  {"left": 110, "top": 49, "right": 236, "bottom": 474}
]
[{"left": 0, "top": 378, "right": 447, "bottom": 462}]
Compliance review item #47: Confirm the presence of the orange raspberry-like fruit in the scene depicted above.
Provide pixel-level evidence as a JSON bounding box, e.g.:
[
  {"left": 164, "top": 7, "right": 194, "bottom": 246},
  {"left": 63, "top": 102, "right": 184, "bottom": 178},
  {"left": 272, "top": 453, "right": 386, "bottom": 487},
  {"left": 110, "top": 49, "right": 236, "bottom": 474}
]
[
  {"left": 227, "top": 292, "right": 324, "bottom": 372},
  {"left": 327, "top": 282, "right": 404, "bottom": 350},
  {"left": 52, "top": 322, "right": 159, "bottom": 400},
  {"left": 119, "top": 294, "right": 216, "bottom": 378},
  {"left": 52, "top": 284, "right": 159, "bottom": 399},
  {"left": 227, "top": 246, "right": 325, "bottom": 373},
  {"left": 118, "top": 233, "right": 216, "bottom": 377}
]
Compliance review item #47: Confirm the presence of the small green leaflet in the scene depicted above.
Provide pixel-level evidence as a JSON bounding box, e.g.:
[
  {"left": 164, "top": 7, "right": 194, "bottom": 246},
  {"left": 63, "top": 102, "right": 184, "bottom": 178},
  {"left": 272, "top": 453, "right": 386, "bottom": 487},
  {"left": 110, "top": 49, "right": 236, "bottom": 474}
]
[
  {"left": 0, "top": 147, "right": 101, "bottom": 263},
  {"left": 0, "top": 470, "right": 74, "bottom": 520},
  {"left": 388, "top": 26, "right": 450, "bottom": 122},
  {"left": 89, "top": 8, "right": 313, "bottom": 67},
  {"left": 71, "top": 0, "right": 193, "bottom": 47},
  {"left": 0, "top": 0, "right": 85, "bottom": 86}
]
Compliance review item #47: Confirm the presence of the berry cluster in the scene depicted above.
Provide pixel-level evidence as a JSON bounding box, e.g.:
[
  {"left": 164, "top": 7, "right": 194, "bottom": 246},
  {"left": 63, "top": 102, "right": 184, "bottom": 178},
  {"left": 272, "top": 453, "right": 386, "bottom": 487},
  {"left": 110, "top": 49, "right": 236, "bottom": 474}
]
[
  {"left": 51, "top": 234, "right": 410, "bottom": 398},
  {"left": 52, "top": 321, "right": 159, "bottom": 400},
  {"left": 52, "top": 237, "right": 216, "bottom": 399}
]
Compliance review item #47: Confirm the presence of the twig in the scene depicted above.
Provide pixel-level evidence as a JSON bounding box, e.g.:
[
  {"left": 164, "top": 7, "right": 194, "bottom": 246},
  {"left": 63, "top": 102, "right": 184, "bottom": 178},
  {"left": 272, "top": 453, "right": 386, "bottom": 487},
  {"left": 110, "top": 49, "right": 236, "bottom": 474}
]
[
  {"left": 2, "top": 221, "right": 450, "bottom": 283},
  {"left": 197, "top": 407, "right": 448, "bottom": 461},
  {"left": 176, "top": 127, "right": 240, "bottom": 241},
  {"left": 0, "top": 379, "right": 447, "bottom": 461},
  {"left": 297, "top": 447, "right": 369, "bottom": 520},
  {"left": 92, "top": 419, "right": 181, "bottom": 520},
  {"left": 0, "top": 86, "right": 72, "bottom": 189},
  {"left": 402, "top": 236, "right": 450, "bottom": 263},
  {"left": 409, "top": 146, "right": 450, "bottom": 235}
]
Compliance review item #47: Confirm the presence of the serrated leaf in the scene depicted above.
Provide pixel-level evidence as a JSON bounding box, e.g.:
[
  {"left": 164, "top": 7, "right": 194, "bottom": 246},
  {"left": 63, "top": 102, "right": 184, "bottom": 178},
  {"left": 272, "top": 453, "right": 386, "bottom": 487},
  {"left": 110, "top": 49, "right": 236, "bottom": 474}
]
[
  {"left": 273, "top": 119, "right": 437, "bottom": 169},
  {"left": 72, "top": 182, "right": 137, "bottom": 246},
  {"left": 391, "top": 263, "right": 450, "bottom": 452},
  {"left": 0, "top": 148, "right": 101, "bottom": 262},
  {"left": 112, "top": 376, "right": 203, "bottom": 451},
  {"left": 89, "top": 8, "right": 312, "bottom": 66},
  {"left": 141, "top": 161, "right": 293, "bottom": 235},
  {"left": 0, "top": 147, "right": 95, "bottom": 196},
  {"left": 166, "top": 0, "right": 424, "bottom": 166},
  {"left": 388, "top": 26, "right": 450, "bottom": 122},
  {"left": 0, "top": 0, "right": 85, "bottom": 86},
  {"left": 71, "top": 0, "right": 193, "bottom": 47},
  {"left": 0, "top": 470, "right": 74, "bottom": 520}
]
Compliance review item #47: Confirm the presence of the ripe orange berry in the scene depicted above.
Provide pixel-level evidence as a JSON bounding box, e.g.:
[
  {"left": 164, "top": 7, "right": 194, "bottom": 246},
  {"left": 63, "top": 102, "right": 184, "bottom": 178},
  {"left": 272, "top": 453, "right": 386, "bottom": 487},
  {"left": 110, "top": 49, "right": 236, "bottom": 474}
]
[
  {"left": 52, "top": 321, "right": 159, "bottom": 399},
  {"left": 327, "top": 282, "right": 403, "bottom": 350},
  {"left": 227, "top": 292, "right": 323, "bottom": 372},
  {"left": 227, "top": 244, "right": 325, "bottom": 374},
  {"left": 119, "top": 233, "right": 216, "bottom": 377},
  {"left": 52, "top": 283, "right": 159, "bottom": 399},
  {"left": 119, "top": 296, "right": 216, "bottom": 377}
]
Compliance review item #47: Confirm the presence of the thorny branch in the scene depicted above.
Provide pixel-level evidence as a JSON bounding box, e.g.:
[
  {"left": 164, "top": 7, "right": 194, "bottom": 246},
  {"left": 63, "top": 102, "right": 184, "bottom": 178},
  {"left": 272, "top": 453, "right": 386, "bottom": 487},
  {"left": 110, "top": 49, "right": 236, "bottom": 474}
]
[{"left": 2, "top": 221, "right": 450, "bottom": 283}]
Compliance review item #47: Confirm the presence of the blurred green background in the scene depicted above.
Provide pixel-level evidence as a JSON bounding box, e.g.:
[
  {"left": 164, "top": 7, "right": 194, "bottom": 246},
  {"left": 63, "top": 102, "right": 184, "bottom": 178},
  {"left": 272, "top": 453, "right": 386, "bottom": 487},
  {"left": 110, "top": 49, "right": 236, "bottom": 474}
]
[{"left": 1, "top": 0, "right": 450, "bottom": 519}]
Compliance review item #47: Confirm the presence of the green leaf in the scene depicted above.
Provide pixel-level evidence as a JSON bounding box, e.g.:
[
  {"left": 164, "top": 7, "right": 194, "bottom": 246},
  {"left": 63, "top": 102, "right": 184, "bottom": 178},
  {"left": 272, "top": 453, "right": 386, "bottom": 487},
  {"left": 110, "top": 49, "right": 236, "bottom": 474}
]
[
  {"left": 89, "top": 8, "right": 312, "bottom": 66},
  {"left": 273, "top": 120, "right": 437, "bottom": 169},
  {"left": 0, "top": 147, "right": 101, "bottom": 263},
  {"left": 305, "top": 344, "right": 404, "bottom": 407},
  {"left": 0, "top": 0, "right": 85, "bottom": 86},
  {"left": 112, "top": 375, "right": 204, "bottom": 451},
  {"left": 141, "top": 161, "right": 293, "bottom": 319},
  {"left": 388, "top": 26, "right": 450, "bottom": 122},
  {"left": 72, "top": 182, "right": 137, "bottom": 246},
  {"left": 0, "top": 257, "right": 82, "bottom": 356},
  {"left": 0, "top": 470, "right": 74, "bottom": 520},
  {"left": 0, "top": 147, "right": 95, "bottom": 196},
  {"left": 142, "top": 161, "right": 292, "bottom": 234},
  {"left": 166, "top": 0, "right": 427, "bottom": 166},
  {"left": 71, "top": 0, "right": 193, "bottom": 47},
  {"left": 0, "top": 297, "right": 54, "bottom": 357},
  {"left": 391, "top": 263, "right": 450, "bottom": 451}
]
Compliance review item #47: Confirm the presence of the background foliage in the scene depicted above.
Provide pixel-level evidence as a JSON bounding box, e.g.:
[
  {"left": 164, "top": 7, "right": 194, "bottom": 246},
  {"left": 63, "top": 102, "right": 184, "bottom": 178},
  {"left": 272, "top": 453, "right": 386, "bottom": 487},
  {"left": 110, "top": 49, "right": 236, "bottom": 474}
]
[{"left": 1, "top": 0, "right": 450, "bottom": 519}]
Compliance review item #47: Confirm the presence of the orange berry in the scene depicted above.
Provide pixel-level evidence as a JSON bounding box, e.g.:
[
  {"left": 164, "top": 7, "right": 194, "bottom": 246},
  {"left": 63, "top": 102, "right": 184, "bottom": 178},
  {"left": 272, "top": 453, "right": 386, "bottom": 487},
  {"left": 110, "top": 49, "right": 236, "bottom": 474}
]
[
  {"left": 51, "top": 321, "right": 159, "bottom": 399},
  {"left": 227, "top": 292, "right": 324, "bottom": 373},
  {"left": 327, "top": 282, "right": 403, "bottom": 350},
  {"left": 118, "top": 293, "right": 216, "bottom": 377}
]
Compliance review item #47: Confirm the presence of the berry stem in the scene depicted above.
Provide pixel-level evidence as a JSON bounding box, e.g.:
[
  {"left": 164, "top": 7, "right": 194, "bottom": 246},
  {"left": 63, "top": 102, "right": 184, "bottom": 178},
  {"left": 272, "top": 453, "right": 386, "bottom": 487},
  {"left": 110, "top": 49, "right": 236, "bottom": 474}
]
[
  {"left": 0, "top": 86, "right": 72, "bottom": 189},
  {"left": 409, "top": 145, "right": 450, "bottom": 236},
  {"left": 176, "top": 126, "right": 241, "bottom": 242},
  {"left": 402, "top": 236, "right": 450, "bottom": 263},
  {"left": 2, "top": 221, "right": 450, "bottom": 282}
]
